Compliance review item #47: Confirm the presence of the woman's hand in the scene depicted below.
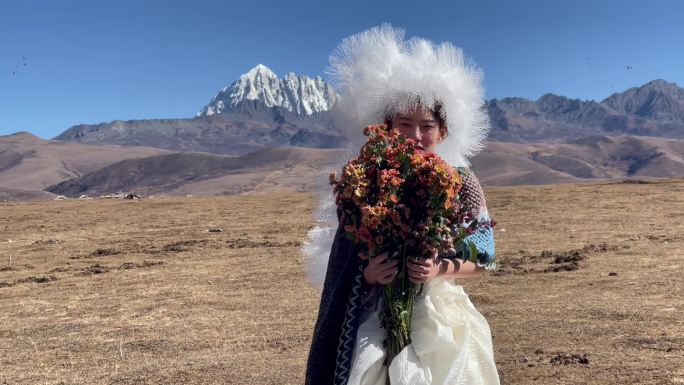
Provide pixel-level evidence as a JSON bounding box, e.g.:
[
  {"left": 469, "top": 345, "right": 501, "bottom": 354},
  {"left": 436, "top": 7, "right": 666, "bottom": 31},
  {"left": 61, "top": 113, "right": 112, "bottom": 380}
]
[
  {"left": 363, "top": 252, "right": 398, "bottom": 285},
  {"left": 407, "top": 254, "right": 443, "bottom": 284}
]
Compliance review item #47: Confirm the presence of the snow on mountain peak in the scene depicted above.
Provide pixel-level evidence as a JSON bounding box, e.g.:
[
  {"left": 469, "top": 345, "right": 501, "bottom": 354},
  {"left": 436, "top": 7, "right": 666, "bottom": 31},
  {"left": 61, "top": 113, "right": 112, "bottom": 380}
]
[
  {"left": 197, "top": 64, "right": 338, "bottom": 117},
  {"left": 247, "top": 64, "right": 276, "bottom": 77}
]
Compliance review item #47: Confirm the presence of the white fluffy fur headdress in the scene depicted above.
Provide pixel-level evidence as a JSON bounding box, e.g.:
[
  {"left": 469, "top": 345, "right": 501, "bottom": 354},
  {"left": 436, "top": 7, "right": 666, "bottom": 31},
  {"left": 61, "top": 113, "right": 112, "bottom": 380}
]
[
  {"left": 328, "top": 23, "right": 490, "bottom": 167},
  {"left": 301, "top": 24, "right": 491, "bottom": 290}
]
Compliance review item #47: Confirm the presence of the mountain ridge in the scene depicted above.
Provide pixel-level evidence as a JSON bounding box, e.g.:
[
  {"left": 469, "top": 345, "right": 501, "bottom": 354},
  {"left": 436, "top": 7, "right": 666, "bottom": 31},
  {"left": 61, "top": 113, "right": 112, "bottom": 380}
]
[{"left": 489, "top": 79, "right": 684, "bottom": 141}]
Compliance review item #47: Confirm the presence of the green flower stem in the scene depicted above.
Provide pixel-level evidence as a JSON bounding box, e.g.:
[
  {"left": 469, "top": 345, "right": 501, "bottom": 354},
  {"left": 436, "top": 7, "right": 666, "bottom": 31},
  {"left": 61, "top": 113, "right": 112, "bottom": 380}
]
[{"left": 382, "top": 241, "right": 416, "bottom": 379}]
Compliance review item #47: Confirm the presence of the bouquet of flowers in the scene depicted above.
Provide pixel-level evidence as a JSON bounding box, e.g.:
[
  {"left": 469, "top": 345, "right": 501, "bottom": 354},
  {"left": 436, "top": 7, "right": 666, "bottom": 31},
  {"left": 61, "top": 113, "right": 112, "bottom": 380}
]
[{"left": 329, "top": 124, "right": 485, "bottom": 370}]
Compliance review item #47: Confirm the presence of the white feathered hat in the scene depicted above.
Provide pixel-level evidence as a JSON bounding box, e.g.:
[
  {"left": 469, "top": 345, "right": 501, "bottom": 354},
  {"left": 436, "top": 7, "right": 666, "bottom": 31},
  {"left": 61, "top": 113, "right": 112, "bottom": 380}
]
[
  {"left": 328, "top": 23, "right": 490, "bottom": 167},
  {"left": 302, "top": 24, "right": 491, "bottom": 290}
]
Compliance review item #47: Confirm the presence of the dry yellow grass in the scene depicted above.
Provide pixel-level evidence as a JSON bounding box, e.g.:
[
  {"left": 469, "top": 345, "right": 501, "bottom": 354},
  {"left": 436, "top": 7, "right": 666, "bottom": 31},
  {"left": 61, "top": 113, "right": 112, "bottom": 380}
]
[{"left": 0, "top": 180, "right": 682, "bottom": 384}]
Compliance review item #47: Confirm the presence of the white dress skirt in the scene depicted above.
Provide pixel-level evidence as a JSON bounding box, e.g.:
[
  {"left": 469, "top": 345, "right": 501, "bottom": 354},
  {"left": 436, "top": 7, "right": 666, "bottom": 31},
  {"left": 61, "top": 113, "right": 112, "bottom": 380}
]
[{"left": 347, "top": 277, "right": 501, "bottom": 385}]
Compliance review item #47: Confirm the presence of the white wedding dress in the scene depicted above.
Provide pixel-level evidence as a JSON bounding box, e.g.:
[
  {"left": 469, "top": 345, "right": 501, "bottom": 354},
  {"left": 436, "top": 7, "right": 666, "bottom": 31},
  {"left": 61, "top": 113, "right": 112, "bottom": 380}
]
[{"left": 347, "top": 277, "right": 500, "bottom": 385}]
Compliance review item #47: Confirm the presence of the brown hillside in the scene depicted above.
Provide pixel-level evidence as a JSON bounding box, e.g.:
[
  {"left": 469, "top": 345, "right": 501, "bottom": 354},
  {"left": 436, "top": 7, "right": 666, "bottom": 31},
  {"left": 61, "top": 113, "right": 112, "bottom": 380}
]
[
  {"left": 0, "top": 132, "right": 171, "bottom": 193},
  {"left": 46, "top": 147, "right": 345, "bottom": 197}
]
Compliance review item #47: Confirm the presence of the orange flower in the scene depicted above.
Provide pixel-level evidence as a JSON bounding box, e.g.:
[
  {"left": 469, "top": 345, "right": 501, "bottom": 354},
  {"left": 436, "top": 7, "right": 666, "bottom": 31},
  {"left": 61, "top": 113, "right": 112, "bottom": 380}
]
[
  {"left": 368, "top": 216, "right": 381, "bottom": 229},
  {"left": 410, "top": 152, "right": 424, "bottom": 166}
]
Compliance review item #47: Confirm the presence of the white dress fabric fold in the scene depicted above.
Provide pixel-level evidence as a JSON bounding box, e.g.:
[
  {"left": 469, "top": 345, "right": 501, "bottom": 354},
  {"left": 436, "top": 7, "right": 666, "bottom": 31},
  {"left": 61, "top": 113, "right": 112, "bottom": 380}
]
[{"left": 348, "top": 277, "right": 500, "bottom": 385}]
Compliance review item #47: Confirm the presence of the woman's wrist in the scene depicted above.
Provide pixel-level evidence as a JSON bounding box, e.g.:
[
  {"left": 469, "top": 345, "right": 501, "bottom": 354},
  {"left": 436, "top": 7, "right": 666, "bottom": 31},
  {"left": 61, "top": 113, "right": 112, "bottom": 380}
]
[{"left": 362, "top": 269, "right": 375, "bottom": 285}]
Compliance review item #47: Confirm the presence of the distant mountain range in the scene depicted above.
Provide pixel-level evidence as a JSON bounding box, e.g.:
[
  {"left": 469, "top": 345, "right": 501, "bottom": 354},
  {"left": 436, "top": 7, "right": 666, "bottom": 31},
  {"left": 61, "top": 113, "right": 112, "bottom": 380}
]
[
  {"left": 488, "top": 79, "right": 684, "bottom": 142},
  {"left": 2, "top": 64, "right": 683, "bottom": 201},
  {"left": 53, "top": 111, "right": 343, "bottom": 156},
  {"left": 53, "top": 66, "right": 684, "bottom": 157}
]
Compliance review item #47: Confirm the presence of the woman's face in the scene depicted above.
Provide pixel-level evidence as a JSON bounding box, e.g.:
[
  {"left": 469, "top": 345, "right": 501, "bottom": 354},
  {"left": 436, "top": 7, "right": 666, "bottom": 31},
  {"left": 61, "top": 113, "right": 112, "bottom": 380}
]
[{"left": 389, "top": 106, "right": 445, "bottom": 152}]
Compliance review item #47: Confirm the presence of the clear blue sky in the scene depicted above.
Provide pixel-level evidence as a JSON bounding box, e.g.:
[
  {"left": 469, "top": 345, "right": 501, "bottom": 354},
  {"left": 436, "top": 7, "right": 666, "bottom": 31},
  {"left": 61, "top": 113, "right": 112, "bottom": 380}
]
[{"left": 1, "top": 0, "right": 681, "bottom": 139}]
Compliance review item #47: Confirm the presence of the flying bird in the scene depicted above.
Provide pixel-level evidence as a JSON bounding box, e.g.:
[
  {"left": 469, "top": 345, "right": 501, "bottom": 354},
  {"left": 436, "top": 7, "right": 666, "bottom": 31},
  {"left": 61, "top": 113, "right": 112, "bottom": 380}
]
[{"left": 11, "top": 56, "right": 27, "bottom": 75}]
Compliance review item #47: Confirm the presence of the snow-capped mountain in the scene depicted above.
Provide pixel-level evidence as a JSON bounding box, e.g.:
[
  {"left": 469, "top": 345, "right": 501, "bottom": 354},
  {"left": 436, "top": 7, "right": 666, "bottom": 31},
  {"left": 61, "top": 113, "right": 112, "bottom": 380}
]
[{"left": 197, "top": 64, "right": 338, "bottom": 117}]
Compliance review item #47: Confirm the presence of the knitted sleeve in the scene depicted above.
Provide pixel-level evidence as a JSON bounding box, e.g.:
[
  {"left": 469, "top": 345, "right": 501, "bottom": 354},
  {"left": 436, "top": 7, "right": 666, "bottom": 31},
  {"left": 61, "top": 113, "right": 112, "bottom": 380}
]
[{"left": 450, "top": 168, "right": 496, "bottom": 270}]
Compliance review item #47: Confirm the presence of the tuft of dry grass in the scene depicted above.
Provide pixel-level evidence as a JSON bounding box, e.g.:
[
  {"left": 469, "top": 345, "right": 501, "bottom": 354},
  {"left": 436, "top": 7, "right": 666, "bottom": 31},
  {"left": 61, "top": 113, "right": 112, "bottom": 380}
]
[{"left": 1, "top": 180, "right": 682, "bottom": 384}]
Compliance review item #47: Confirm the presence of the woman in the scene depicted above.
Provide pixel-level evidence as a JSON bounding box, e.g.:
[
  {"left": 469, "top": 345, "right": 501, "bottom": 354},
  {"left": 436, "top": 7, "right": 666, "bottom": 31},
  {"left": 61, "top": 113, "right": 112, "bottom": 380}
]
[{"left": 303, "top": 24, "right": 499, "bottom": 385}]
